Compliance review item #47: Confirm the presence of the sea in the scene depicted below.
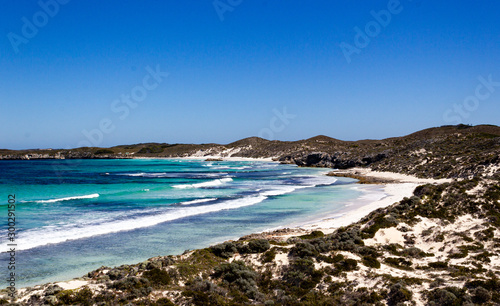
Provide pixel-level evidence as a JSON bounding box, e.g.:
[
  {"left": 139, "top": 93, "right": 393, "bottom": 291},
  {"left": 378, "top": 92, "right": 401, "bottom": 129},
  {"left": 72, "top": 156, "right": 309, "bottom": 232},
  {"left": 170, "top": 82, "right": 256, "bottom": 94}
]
[{"left": 0, "top": 158, "right": 381, "bottom": 288}]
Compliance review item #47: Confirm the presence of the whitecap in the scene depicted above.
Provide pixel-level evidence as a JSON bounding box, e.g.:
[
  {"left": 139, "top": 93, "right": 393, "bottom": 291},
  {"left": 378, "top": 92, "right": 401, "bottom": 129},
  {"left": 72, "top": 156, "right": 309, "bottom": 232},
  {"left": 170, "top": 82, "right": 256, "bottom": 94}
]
[
  {"left": 35, "top": 194, "right": 100, "bottom": 203},
  {"left": 172, "top": 178, "right": 233, "bottom": 189}
]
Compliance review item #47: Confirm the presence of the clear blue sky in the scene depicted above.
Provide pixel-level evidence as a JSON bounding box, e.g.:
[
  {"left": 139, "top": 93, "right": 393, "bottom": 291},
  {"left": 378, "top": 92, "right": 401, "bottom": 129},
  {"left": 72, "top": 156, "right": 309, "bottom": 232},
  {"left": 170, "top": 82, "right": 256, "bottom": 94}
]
[{"left": 1, "top": 0, "right": 499, "bottom": 149}]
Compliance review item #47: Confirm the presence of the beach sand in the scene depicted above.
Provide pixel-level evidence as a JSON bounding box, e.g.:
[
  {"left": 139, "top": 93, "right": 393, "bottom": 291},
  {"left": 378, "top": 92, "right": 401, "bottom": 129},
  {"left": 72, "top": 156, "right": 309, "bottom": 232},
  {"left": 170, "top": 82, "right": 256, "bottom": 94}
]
[
  {"left": 296, "top": 168, "right": 451, "bottom": 234},
  {"left": 133, "top": 155, "right": 275, "bottom": 162}
]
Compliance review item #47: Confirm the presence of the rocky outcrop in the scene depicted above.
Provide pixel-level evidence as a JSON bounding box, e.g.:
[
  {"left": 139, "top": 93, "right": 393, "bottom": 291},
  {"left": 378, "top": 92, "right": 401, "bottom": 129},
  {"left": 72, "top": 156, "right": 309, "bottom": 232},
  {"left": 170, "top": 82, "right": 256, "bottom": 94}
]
[{"left": 279, "top": 151, "right": 389, "bottom": 169}]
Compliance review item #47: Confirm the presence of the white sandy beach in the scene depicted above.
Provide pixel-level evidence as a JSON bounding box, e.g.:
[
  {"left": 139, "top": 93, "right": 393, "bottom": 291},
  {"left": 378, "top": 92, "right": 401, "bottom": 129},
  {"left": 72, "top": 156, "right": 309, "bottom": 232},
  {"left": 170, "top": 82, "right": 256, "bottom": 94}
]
[
  {"left": 297, "top": 183, "right": 419, "bottom": 234},
  {"left": 133, "top": 155, "right": 275, "bottom": 162},
  {"left": 295, "top": 168, "right": 452, "bottom": 234},
  {"left": 179, "top": 155, "right": 275, "bottom": 162}
]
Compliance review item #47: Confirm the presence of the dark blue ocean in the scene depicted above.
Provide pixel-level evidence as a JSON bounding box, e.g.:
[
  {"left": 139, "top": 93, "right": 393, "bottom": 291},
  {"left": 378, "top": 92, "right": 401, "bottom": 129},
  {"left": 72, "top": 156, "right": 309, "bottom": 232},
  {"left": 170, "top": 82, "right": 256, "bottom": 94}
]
[{"left": 0, "top": 158, "right": 364, "bottom": 287}]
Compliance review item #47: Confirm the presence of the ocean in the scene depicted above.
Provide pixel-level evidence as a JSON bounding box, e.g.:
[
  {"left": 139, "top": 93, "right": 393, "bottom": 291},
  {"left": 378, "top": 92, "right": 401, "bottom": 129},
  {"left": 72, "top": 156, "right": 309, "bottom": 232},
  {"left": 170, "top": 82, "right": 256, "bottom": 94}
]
[{"left": 0, "top": 158, "right": 370, "bottom": 287}]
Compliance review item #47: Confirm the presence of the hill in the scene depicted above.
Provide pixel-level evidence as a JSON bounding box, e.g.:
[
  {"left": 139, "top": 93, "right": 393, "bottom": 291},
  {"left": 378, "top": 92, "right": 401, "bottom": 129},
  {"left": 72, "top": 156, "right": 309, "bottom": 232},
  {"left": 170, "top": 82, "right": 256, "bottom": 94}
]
[{"left": 2, "top": 124, "right": 499, "bottom": 179}]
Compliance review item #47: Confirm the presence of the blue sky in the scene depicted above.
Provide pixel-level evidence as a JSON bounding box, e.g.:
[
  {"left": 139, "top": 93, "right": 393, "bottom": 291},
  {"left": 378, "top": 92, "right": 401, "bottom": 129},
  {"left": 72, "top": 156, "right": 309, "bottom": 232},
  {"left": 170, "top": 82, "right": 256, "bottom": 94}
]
[{"left": 1, "top": 0, "right": 499, "bottom": 149}]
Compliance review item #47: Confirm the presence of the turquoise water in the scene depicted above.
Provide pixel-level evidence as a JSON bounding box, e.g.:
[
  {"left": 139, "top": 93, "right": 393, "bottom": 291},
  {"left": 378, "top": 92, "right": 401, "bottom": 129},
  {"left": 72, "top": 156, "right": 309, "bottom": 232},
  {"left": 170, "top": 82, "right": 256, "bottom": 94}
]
[{"left": 0, "top": 158, "right": 361, "bottom": 287}]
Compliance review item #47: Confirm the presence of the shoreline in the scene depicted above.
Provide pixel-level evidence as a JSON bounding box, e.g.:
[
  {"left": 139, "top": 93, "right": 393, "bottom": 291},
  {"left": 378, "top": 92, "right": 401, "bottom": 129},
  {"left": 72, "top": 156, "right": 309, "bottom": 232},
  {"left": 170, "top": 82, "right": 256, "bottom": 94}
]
[
  {"left": 297, "top": 183, "right": 419, "bottom": 233},
  {"left": 13, "top": 167, "right": 451, "bottom": 297},
  {"left": 240, "top": 168, "right": 452, "bottom": 241},
  {"left": 132, "top": 155, "right": 276, "bottom": 162},
  {"left": 298, "top": 168, "right": 451, "bottom": 233}
]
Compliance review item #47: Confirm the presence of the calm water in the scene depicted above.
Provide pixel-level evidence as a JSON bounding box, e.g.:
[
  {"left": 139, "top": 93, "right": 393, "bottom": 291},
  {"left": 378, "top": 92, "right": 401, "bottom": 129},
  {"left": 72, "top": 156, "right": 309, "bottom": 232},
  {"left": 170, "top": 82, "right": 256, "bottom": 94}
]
[{"left": 0, "top": 158, "right": 363, "bottom": 287}]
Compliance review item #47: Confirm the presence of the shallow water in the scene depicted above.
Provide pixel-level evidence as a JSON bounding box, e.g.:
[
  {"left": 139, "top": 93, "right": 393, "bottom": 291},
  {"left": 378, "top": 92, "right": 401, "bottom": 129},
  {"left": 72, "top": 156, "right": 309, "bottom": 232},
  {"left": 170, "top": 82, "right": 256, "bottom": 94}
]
[{"left": 0, "top": 158, "right": 364, "bottom": 287}]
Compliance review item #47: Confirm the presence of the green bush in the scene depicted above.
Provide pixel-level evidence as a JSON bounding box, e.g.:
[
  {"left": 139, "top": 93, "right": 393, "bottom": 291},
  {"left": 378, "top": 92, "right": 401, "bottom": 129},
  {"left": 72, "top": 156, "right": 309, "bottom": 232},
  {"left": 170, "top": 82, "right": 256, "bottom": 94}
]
[
  {"left": 108, "top": 276, "right": 152, "bottom": 298},
  {"left": 94, "top": 149, "right": 114, "bottom": 155},
  {"left": 143, "top": 268, "right": 171, "bottom": 287},
  {"left": 56, "top": 287, "right": 93, "bottom": 306},
  {"left": 362, "top": 214, "right": 399, "bottom": 238},
  {"left": 400, "top": 246, "right": 433, "bottom": 258},
  {"left": 210, "top": 242, "right": 237, "bottom": 259},
  {"left": 471, "top": 286, "right": 492, "bottom": 304},
  {"left": 247, "top": 239, "right": 271, "bottom": 253},
  {"left": 448, "top": 246, "right": 468, "bottom": 259},
  {"left": 283, "top": 258, "right": 324, "bottom": 293},
  {"left": 291, "top": 241, "right": 318, "bottom": 258},
  {"left": 426, "top": 287, "right": 472, "bottom": 306},
  {"left": 137, "top": 145, "right": 164, "bottom": 154},
  {"left": 335, "top": 258, "right": 358, "bottom": 272},
  {"left": 153, "top": 297, "right": 176, "bottom": 306},
  {"left": 212, "top": 261, "right": 259, "bottom": 299},
  {"left": 362, "top": 255, "right": 380, "bottom": 269},
  {"left": 384, "top": 257, "right": 413, "bottom": 270},
  {"left": 474, "top": 227, "right": 495, "bottom": 241},
  {"left": 428, "top": 261, "right": 448, "bottom": 269},
  {"left": 387, "top": 283, "right": 412, "bottom": 306},
  {"left": 299, "top": 231, "right": 324, "bottom": 240},
  {"left": 183, "top": 277, "right": 228, "bottom": 306},
  {"left": 92, "top": 291, "right": 116, "bottom": 304},
  {"left": 261, "top": 248, "right": 277, "bottom": 263}
]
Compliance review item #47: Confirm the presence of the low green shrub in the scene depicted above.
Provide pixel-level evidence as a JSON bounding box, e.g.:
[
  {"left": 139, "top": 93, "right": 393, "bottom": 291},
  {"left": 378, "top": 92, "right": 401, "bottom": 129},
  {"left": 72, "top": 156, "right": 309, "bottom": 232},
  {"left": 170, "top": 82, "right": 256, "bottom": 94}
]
[
  {"left": 94, "top": 149, "right": 114, "bottom": 155},
  {"left": 261, "top": 248, "right": 277, "bottom": 263},
  {"left": 384, "top": 257, "right": 413, "bottom": 270},
  {"left": 335, "top": 258, "right": 358, "bottom": 272},
  {"left": 210, "top": 242, "right": 237, "bottom": 258},
  {"left": 428, "top": 261, "right": 448, "bottom": 269},
  {"left": 56, "top": 287, "right": 93, "bottom": 306},
  {"left": 361, "top": 214, "right": 398, "bottom": 238},
  {"left": 137, "top": 146, "right": 164, "bottom": 154},
  {"left": 212, "top": 261, "right": 259, "bottom": 299},
  {"left": 143, "top": 268, "right": 171, "bottom": 287},
  {"left": 247, "top": 239, "right": 271, "bottom": 253},
  {"left": 291, "top": 241, "right": 318, "bottom": 258},
  {"left": 387, "top": 283, "right": 412, "bottom": 306},
  {"left": 362, "top": 255, "right": 381, "bottom": 269},
  {"left": 426, "top": 287, "right": 472, "bottom": 306},
  {"left": 299, "top": 231, "right": 324, "bottom": 240},
  {"left": 153, "top": 297, "right": 176, "bottom": 306}
]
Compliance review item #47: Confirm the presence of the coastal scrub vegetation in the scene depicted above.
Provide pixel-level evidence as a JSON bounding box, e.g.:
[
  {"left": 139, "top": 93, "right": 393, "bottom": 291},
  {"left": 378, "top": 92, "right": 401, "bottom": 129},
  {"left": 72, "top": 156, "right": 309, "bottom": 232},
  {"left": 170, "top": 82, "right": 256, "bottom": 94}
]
[{"left": 4, "top": 124, "right": 500, "bottom": 305}]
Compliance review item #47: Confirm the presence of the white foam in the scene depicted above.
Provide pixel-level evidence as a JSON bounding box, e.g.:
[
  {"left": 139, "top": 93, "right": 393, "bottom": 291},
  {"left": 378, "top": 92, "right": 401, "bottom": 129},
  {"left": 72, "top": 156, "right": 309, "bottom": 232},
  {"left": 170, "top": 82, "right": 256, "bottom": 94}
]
[
  {"left": 125, "top": 172, "right": 147, "bottom": 177},
  {"left": 35, "top": 194, "right": 100, "bottom": 203},
  {"left": 172, "top": 178, "right": 233, "bottom": 189},
  {"left": 233, "top": 166, "right": 252, "bottom": 170},
  {"left": 212, "top": 166, "right": 230, "bottom": 169},
  {"left": 299, "top": 176, "right": 338, "bottom": 187},
  {"left": 180, "top": 198, "right": 217, "bottom": 205},
  {"left": 122, "top": 172, "right": 224, "bottom": 178},
  {"left": 17, "top": 194, "right": 268, "bottom": 251},
  {"left": 261, "top": 186, "right": 300, "bottom": 197},
  {"left": 14, "top": 167, "right": 344, "bottom": 251}
]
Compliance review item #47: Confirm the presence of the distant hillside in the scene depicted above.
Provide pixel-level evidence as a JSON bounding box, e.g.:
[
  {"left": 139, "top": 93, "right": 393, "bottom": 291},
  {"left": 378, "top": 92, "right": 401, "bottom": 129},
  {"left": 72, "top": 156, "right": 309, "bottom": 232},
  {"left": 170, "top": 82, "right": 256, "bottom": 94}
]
[{"left": 2, "top": 124, "right": 500, "bottom": 179}]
